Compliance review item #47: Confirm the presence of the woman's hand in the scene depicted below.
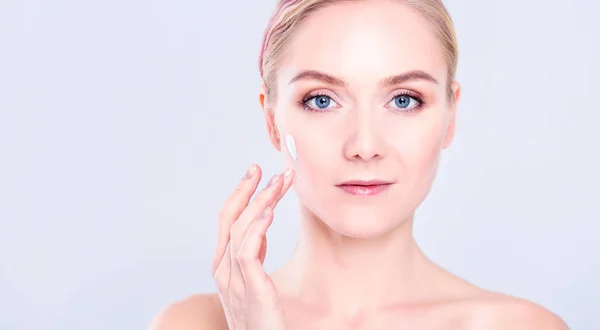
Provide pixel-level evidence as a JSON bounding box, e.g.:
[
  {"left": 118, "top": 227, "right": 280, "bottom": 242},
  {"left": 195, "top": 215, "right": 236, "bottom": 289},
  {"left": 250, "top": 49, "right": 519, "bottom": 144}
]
[{"left": 211, "top": 164, "right": 295, "bottom": 330}]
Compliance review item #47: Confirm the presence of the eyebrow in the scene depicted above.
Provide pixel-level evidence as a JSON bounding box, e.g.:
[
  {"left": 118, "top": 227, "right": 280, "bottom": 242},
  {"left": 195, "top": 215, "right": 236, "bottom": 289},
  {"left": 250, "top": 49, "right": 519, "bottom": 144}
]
[{"left": 288, "top": 70, "right": 439, "bottom": 87}]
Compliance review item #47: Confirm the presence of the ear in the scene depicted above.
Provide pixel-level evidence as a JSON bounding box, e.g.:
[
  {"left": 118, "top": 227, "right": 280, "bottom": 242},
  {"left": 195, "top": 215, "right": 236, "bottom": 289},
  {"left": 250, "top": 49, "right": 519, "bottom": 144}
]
[
  {"left": 259, "top": 84, "right": 282, "bottom": 150},
  {"left": 442, "top": 80, "right": 461, "bottom": 149}
]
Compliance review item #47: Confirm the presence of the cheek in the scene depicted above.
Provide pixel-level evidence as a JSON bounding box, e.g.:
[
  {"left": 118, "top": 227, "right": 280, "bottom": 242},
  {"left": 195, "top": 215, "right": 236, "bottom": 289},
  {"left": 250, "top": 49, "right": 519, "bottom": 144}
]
[
  {"left": 389, "top": 116, "right": 446, "bottom": 176},
  {"left": 286, "top": 122, "right": 342, "bottom": 208},
  {"left": 415, "top": 132, "right": 444, "bottom": 176},
  {"left": 285, "top": 110, "right": 341, "bottom": 168},
  {"left": 294, "top": 129, "right": 339, "bottom": 176}
]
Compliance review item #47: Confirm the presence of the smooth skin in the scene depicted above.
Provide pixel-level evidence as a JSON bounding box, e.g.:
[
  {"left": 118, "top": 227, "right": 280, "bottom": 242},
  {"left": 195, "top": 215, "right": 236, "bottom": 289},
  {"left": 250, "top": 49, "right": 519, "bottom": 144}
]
[{"left": 150, "top": 1, "right": 569, "bottom": 329}]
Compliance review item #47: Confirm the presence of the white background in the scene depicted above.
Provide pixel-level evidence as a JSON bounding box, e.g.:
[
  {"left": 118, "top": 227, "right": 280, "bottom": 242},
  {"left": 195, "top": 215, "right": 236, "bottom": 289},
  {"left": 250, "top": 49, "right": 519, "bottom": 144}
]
[{"left": 1, "top": 0, "right": 598, "bottom": 329}]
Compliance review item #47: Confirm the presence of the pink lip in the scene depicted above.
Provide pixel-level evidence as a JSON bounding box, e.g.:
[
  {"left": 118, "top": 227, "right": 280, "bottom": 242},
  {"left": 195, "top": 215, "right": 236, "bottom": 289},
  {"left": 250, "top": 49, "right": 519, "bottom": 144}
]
[{"left": 336, "top": 180, "right": 394, "bottom": 196}]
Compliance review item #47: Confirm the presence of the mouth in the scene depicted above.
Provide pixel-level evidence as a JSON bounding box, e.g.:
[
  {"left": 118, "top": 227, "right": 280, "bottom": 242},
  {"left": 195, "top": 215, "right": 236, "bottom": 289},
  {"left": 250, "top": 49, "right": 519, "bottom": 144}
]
[{"left": 336, "top": 180, "right": 394, "bottom": 196}]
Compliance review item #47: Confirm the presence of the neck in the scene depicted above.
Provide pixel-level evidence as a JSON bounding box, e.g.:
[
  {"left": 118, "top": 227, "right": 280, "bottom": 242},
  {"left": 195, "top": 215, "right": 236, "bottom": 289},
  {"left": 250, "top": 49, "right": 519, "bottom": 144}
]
[{"left": 272, "top": 206, "right": 433, "bottom": 317}]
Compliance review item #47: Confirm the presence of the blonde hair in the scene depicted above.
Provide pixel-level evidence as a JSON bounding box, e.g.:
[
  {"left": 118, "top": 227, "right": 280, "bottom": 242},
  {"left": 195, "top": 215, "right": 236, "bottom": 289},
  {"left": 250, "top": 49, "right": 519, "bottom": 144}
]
[{"left": 258, "top": 0, "right": 458, "bottom": 103}]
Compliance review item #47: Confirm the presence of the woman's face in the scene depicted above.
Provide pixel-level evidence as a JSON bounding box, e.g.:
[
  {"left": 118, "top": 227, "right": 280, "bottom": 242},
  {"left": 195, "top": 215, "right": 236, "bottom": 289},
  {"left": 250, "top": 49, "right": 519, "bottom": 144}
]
[{"left": 263, "top": 0, "right": 460, "bottom": 238}]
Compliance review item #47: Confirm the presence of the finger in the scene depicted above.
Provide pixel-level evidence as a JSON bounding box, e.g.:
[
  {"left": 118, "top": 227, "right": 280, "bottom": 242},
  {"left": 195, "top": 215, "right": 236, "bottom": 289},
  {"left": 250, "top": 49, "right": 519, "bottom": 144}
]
[
  {"left": 229, "top": 174, "right": 284, "bottom": 289},
  {"left": 212, "top": 164, "right": 262, "bottom": 276},
  {"left": 232, "top": 173, "right": 283, "bottom": 239},
  {"left": 237, "top": 207, "right": 275, "bottom": 293},
  {"left": 269, "top": 168, "right": 296, "bottom": 210}
]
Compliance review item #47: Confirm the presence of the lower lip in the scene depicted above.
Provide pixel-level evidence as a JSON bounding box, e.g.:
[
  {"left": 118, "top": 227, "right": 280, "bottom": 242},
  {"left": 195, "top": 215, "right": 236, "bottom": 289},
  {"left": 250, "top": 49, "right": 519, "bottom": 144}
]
[{"left": 337, "top": 184, "right": 392, "bottom": 196}]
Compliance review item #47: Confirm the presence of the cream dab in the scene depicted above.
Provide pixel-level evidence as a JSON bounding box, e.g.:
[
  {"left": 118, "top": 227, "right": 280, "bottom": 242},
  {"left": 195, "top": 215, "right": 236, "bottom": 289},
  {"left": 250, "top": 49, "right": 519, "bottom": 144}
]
[{"left": 285, "top": 134, "right": 298, "bottom": 160}]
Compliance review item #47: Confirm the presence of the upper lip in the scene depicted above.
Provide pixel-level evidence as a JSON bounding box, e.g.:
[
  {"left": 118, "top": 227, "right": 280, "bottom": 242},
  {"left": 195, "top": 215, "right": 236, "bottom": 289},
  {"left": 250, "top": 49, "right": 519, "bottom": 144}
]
[{"left": 337, "top": 180, "right": 394, "bottom": 186}]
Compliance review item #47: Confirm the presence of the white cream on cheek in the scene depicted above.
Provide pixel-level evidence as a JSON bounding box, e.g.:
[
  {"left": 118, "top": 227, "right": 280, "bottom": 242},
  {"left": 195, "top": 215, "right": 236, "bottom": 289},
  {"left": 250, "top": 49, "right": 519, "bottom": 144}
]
[{"left": 285, "top": 134, "right": 298, "bottom": 160}]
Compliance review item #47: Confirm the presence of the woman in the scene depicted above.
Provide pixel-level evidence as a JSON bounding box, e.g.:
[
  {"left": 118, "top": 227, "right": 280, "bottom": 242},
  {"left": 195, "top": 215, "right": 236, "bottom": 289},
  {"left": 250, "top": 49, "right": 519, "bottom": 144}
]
[{"left": 151, "top": 0, "right": 569, "bottom": 329}]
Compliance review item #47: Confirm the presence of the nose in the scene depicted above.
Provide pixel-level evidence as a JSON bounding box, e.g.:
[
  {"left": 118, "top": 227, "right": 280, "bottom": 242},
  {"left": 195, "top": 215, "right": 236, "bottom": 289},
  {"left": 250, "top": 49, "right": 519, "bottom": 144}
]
[{"left": 343, "top": 109, "right": 384, "bottom": 162}]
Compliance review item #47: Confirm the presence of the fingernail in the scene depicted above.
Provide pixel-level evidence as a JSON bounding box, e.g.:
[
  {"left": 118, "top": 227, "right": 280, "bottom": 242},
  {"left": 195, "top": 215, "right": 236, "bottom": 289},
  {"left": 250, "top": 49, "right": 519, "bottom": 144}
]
[
  {"left": 283, "top": 168, "right": 293, "bottom": 178},
  {"left": 267, "top": 174, "right": 280, "bottom": 188},
  {"left": 243, "top": 164, "right": 256, "bottom": 180}
]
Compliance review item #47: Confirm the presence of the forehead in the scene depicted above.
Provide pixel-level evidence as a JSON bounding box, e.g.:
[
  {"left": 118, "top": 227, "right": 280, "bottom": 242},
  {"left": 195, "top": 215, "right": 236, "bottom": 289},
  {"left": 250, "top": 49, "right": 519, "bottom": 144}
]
[{"left": 278, "top": 0, "right": 447, "bottom": 87}]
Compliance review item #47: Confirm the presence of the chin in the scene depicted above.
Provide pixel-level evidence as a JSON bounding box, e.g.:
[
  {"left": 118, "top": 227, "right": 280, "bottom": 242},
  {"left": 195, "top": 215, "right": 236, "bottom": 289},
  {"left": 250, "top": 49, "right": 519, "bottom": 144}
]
[{"left": 321, "top": 207, "right": 405, "bottom": 239}]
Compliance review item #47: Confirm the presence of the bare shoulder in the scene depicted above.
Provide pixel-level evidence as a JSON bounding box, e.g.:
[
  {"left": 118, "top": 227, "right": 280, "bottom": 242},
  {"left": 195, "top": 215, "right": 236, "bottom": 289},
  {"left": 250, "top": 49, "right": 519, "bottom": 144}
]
[
  {"left": 469, "top": 293, "right": 569, "bottom": 330},
  {"left": 148, "top": 293, "right": 227, "bottom": 330}
]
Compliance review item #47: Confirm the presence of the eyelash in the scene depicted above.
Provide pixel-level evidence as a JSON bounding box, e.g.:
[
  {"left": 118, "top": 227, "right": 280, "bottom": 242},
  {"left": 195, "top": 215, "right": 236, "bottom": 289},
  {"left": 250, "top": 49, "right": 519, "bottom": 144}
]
[
  {"left": 389, "top": 90, "right": 425, "bottom": 113},
  {"left": 299, "top": 91, "right": 425, "bottom": 113},
  {"left": 299, "top": 92, "right": 336, "bottom": 112}
]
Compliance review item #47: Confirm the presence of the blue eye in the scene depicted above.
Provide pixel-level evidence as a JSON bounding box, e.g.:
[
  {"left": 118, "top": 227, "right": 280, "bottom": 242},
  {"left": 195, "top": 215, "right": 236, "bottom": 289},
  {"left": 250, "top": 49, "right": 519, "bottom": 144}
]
[
  {"left": 390, "top": 93, "right": 423, "bottom": 112},
  {"left": 392, "top": 94, "right": 420, "bottom": 110},
  {"left": 313, "top": 95, "right": 331, "bottom": 108},
  {"left": 302, "top": 94, "right": 339, "bottom": 112}
]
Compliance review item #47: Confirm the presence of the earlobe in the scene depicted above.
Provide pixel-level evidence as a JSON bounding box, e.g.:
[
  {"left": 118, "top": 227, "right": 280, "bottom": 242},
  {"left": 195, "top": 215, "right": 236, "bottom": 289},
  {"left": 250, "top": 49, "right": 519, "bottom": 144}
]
[{"left": 259, "top": 84, "right": 281, "bottom": 150}]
